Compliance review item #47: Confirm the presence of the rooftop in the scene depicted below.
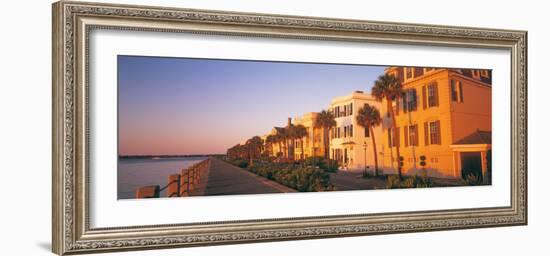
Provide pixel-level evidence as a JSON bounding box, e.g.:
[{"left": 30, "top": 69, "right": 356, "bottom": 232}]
[
  {"left": 454, "top": 130, "right": 492, "bottom": 145},
  {"left": 330, "top": 91, "right": 376, "bottom": 105}
]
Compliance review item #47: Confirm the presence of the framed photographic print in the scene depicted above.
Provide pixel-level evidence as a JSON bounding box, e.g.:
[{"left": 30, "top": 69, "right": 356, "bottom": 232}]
[{"left": 52, "top": 1, "right": 527, "bottom": 255}]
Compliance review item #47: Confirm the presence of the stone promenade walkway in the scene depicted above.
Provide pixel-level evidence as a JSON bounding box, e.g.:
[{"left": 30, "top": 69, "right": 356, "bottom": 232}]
[{"left": 190, "top": 158, "right": 295, "bottom": 196}]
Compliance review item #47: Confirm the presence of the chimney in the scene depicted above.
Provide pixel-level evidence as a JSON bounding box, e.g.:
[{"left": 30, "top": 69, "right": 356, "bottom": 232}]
[{"left": 287, "top": 117, "right": 292, "bottom": 126}]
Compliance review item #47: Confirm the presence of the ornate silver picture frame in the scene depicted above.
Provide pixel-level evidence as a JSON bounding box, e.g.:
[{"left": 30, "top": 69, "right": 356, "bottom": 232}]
[{"left": 52, "top": 1, "right": 527, "bottom": 255}]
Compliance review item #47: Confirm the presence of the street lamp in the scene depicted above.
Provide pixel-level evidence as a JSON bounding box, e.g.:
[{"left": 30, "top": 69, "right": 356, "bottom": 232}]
[{"left": 363, "top": 141, "right": 368, "bottom": 173}]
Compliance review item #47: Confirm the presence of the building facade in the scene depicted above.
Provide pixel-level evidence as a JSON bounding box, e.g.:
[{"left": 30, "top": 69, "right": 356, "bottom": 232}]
[
  {"left": 380, "top": 67, "right": 492, "bottom": 179},
  {"left": 327, "top": 91, "right": 383, "bottom": 171},
  {"left": 292, "top": 112, "right": 326, "bottom": 160}
]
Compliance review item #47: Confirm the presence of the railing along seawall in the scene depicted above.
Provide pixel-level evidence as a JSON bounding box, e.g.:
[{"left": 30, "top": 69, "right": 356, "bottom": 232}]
[{"left": 135, "top": 158, "right": 211, "bottom": 199}]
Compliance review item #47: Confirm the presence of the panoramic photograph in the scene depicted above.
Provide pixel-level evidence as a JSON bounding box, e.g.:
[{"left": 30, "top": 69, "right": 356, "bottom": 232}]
[{"left": 117, "top": 55, "right": 492, "bottom": 200}]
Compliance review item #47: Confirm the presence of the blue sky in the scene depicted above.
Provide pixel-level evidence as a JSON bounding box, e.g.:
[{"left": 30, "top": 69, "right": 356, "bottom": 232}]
[{"left": 118, "top": 55, "right": 386, "bottom": 155}]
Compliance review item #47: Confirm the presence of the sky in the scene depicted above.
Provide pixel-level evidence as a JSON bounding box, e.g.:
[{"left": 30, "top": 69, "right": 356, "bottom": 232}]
[{"left": 118, "top": 55, "right": 386, "bottom": 155}]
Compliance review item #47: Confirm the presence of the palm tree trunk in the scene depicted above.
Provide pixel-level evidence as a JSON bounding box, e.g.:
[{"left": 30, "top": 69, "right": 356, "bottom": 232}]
[
  {"left": 288, "top": 139, "right": 296, "bottom": 160},
  {"left": 323, "top": 128, "right": 330, "bottom": 159},
  {"left": 284, "top": 140, "right": 288, "bottom": 159},
  {"left": 387, "top": 99, "right": 402, "bottom": 180},
  {"left": 300, "top": 138, "right": 304, "bottom": 160},
  {"left": 370, "top": 126, "right": 379, "bottom": 177}
]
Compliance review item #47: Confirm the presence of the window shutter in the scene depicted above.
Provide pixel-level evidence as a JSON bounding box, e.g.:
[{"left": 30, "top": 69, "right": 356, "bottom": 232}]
[
  {"left": 412, "top": 89, "right": 417, "bottom": 111},
  {"left": 434, "top": 83, "right": 439, "bottom": 106},
  {"left": 422, "top": 86, "right": 427, "bottom": 109},
  {"left": 459, "top": 82, "right": 464, "bottom": 102},
  {"left": 424, "top": 122, "right": 429, "bottom": 145},
  {"left": 404, "top": 125, "right": 409, "bottom": 147},
  {"left": 388, "top": 128, "right": 392, "bottom": 147},
  {"left": 435, "top": 120, "right": 441, "bottom": 144},
  {"left": 344, "top": 105, "right": 348, "bottom": 116}
]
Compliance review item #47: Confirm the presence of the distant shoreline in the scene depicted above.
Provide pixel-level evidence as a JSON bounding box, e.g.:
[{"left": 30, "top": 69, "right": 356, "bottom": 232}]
[{"left": 119, "top": 154, "right": 224, "bottom": 159}]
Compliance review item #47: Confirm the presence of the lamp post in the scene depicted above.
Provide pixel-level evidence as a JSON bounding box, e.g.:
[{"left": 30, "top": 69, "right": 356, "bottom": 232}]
[{"left": 363, "top": 141, "right": 368, "bottom": 173}]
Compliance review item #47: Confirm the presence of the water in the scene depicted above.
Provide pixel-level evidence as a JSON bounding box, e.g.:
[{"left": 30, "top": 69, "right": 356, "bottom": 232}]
[{"left": 118, "top": 157, "right": 207, "bottom": 199}]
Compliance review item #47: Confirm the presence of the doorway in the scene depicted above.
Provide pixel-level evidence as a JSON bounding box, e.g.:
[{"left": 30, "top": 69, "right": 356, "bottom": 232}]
[{"left": 460, "top": 152, "right": 482, "bottom": 180}]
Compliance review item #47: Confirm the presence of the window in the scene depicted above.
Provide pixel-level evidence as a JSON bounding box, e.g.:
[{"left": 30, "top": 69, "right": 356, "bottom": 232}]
[
  {"left": 364, "top": 126, "right": 370, "bottom": 137},
  {"left": 451, "top": 80, "right": 464, "bottom": 102},
  {"left": 405, "top": 67, "right": 414, "bottom": 80},
  {"left": 349, "top": 103, "right": 353, "bottom": 116},
  {"left": 427, "top": 83, "right": 439, "bottom": 107},
  {"left": 480, "top": 70, "right": 489, "bottom": 78},
  {"left": 344, "top": 126, "right": 347, "bottom": 137},
  {"left": 424, "top": 67, "right": 435, "bottom": 73},
  {"left": 395, "top": 127, "right": 400, "bottom": 147},
  {"left": 409, "top": 125, "right": 418, "bottom": 146},
  {"left": 349, "top": 125, "right": 353, "bottom": 137},
  {"left": 403, "top": 89, "right": 417, "bottom": 112},
  {"left": 388, "top": 127, "right": 399, "bottom": 147},
  {"left": 472, "top": 70, "right": 480, "bottom": 79},
  {"left": 429, "top": 121, "right": 441, "bottom": 145}
]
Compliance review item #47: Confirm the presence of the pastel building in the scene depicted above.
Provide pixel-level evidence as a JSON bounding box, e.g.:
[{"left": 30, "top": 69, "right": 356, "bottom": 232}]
[
  {"left": 380, "top": 67, "right": 492, "bottom": 179},
  {"left": 292, "top": 112, "right": 326, "bottom": 160},
  {"left": 327, "top": 91, "right": 383, "bottom": 171}
]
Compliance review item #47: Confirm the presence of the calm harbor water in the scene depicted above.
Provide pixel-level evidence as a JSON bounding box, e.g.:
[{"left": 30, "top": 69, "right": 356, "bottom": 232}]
[{"left": 118, "top": 157, "right": 207, "bottom": 199}]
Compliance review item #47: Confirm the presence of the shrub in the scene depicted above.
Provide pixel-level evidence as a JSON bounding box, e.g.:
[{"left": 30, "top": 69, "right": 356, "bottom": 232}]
[
  {"left": 386, "top": 174, "right": 433, "bottom": 189},
  {"left": 386, "top": 175, "right": 401, "bottom": 189},
  {"left": 227, "top": 158, "right": 248, "bottom": 168},
  {"left": 401, "top": 176, "right": 417, "bottom": 188},
  {"left": 464, "top": 173, "right": 482, "bottom": 185},
  {"left": 304, "top": 157, "right": 339, "bottom": 172},
  {"left": 304, "top": 156, "right": 324, "bottom": 166},
  {"left": 231, "top": 159, "right": 333, "bottom": 192}
]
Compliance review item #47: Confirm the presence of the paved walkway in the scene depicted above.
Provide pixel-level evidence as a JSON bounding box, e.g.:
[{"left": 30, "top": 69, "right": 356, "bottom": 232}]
[
  {"left": 190, "top": 158, "right": 295, "bottom": 196},
  {"left": 329, "top": 170, "right": 464, "bottom": 191}
]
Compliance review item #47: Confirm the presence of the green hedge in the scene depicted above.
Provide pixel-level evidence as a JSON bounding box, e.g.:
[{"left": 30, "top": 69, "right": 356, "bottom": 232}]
[
  {"left": 229, "top": 159, "right": 333, "bottom": 192},
  {"left": 303, "top": 157, "right": 339, "bottom": 173},
  {"left": 386, "top": 174, "right": 433, "bottom": 189}
]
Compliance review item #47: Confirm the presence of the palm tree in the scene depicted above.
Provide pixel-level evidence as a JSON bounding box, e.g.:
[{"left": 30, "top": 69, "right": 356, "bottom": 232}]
[
  {"left": 356, "top": 103, "right": 382, "bottom": 176},
  {"left": 286, "top": 124, "right": 297, "bottom": 160},
  {"left": 246, "top": 136, "right": 263, "bottom": 166},
  {"left": 275, "top": 128, "right": 287, "bottom": 159},
  {"left": 265, "top": 134, "right": 277, "bottom": 157},
  {"left": 314, "top": 110, "right": 336, "bottom": 160},
  {"left": 371, "top": 73, "right": 404, "bottom": 179},
  {"left": 294, "top": 124, "right": 308, "bottom": 160}
]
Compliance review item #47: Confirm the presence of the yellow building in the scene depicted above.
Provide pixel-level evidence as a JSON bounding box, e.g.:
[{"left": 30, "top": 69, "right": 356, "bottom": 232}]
[
  {"left": 293, "top": 112, "right": 326, "bottom": 160},
  {"left": 262, "top": 127, "right": 285, "bottom": 158},
  {"left": 328, "top": 91, "right": 383, "bottom": 171},
  {"left": 380, "top": 67, "right": 492, "bottom": 179},
  {"left": 262, "top": 114, "right": 326, "bottom": 160}
]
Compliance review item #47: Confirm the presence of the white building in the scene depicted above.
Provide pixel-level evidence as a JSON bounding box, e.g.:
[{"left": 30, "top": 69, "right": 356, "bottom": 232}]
[{"left": 328, "top": 91, "right": 383, "bottom": 172}]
